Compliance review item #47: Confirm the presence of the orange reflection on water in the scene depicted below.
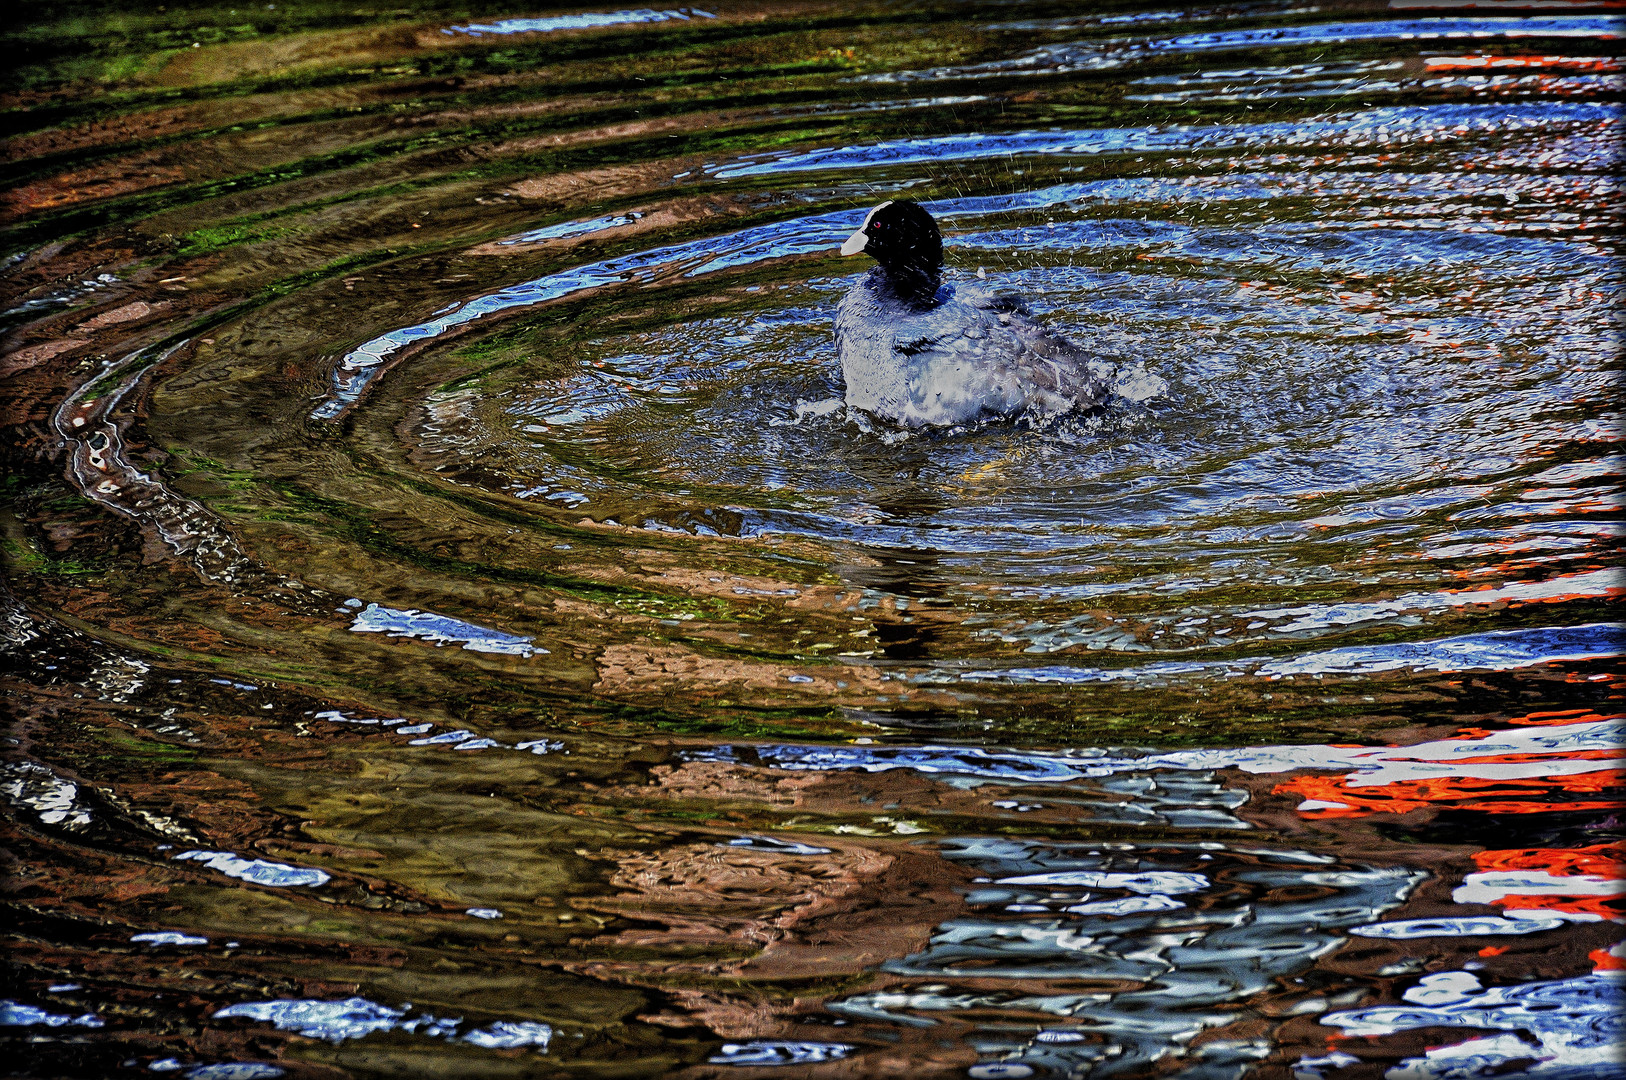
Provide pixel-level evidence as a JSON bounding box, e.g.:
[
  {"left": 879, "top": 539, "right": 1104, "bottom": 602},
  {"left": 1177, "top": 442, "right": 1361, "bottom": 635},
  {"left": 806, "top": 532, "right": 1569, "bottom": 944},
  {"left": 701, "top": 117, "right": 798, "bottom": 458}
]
[
  {"left": 1277, "top": 768, "right": 1625, "bottom": 817},
  {"left": 1502, "top": 708, "right": 1623, "bottom": 726},
  {"left": 1473, "top": 841, "right": 1625, "bottom": 877},
  {"left": 1425, "top": 54, "right": 1624, "bottom": 72},
  {"left": 1275, "top": 711, "right": 1625, "bottom": 817}
]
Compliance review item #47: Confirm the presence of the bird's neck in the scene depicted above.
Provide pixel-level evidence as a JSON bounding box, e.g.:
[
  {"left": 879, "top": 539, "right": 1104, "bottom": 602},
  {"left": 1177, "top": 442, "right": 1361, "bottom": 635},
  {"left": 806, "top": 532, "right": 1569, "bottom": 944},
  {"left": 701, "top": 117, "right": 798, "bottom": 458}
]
[{"left": 879, "top": 262, "right": 942, "bottom": 309}]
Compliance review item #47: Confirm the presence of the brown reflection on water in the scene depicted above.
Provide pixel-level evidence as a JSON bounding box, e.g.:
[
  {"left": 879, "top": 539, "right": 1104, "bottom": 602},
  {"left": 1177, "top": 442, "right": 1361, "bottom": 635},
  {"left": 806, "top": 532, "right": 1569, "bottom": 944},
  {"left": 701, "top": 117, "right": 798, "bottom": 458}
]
[{"left": 4, "top": 611, "right": 1623, "bottom": 1074}]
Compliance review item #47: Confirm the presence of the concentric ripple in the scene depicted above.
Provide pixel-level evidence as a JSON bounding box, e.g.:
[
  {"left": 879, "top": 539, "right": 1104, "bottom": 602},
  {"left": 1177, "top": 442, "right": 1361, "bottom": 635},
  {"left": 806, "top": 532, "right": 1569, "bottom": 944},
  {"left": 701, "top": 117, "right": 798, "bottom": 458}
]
[{"left": 370, "top": 100, "right": 1622, "bottom": 675}]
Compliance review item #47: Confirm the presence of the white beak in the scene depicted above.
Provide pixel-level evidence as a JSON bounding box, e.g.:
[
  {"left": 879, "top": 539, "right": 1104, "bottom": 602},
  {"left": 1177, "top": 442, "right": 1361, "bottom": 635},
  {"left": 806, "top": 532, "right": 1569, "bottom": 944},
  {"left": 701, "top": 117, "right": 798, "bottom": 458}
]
[{"left": 840, "top": 228, "right": 868, "bottom": 256}]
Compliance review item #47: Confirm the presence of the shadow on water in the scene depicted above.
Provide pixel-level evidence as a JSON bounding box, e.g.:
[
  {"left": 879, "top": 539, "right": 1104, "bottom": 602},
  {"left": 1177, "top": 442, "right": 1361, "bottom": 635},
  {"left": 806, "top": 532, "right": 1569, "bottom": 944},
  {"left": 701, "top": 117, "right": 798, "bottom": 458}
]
[{"left": 2, "top": 0, "right": 1622, "bottom": 1077}]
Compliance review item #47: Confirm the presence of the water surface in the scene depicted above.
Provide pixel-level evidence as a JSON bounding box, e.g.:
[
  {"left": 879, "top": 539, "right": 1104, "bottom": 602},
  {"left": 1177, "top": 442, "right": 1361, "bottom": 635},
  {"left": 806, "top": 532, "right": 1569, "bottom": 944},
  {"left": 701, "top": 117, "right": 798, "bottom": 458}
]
[{"left": 2, "top": 1, "right": 1622, "bottom": 1077}]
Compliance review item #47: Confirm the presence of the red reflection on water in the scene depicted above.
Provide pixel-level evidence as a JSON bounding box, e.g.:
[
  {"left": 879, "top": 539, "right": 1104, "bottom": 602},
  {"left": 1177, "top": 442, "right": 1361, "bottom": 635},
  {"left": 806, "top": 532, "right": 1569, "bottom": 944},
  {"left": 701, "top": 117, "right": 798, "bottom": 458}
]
[
  {"left": 1487, "top": 894, "right": 1620, "bottom": 917},
  {"left": 1473, "top": 842, "right": 1624, "bottom": 877},
  {"left": 1274, "top": 711, "right": 1625, "bottom": 818},
  {"left": 1467, "top": 842, "right": 1626, "bottom": 918},
  {"left": 1277, "top": 769, "right": 1624, "bottom": 817},
  {"left": 1501, "top": 708, "right": 1622, "bottom": 726},
  {"left": 1425, "top": 54, "right": 1624, "bottom": 72}
]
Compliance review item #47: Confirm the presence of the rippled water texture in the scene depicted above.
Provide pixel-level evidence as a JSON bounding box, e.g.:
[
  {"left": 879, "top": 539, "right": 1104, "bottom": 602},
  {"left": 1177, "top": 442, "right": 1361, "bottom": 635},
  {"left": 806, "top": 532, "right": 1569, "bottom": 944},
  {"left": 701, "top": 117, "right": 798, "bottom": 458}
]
[{"left": 3, "top": 1, "right": 1623, "bottom": 1077}]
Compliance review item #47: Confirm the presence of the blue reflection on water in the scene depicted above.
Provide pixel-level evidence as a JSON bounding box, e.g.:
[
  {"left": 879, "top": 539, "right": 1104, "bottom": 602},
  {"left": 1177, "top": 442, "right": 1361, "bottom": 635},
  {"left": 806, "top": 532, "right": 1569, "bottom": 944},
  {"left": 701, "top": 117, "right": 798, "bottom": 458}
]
[
  {"left": 171, "top": 850, "right": 330, "bottom": 888},
  {"left": 952, "top": 622, "right": 1624, "bottom": 685},
  {"left": 179, "top": 1064, "right": 284, "bottom": 1079},
  {"left": 1323, "top": 970, "right": 1625, "bottom": 1078},
  {"left": 347, "top": 602, "right": 545, "bottom": 657},
  {"left": 501, "top": 212, "right": 644, "bottom": 246},
  {"left": 214, "top": 996, "right": 553, "bottom": 1050},
  {"left": 0, "top": 1000, "right": 104, "bottom": 1028},
  {"left": 445, "top": 9, "right": 713, "bottom": 36},
  {"left": 691, "top": 704, "right": 1622, "bottom": 791},
  {"left": 709, "top": 1040, "right": 855, "bottom": 1065},
  {"left": 310, "top": 101, "right": 1611, "bottom": 421},
  {"left": 707, "top": 102, "right": 1608, "bottom": 178},
  {"left": 863, "top": 16, "right": 1626, "bottom": 82},
  {"left": 834, "top": 839, "right": 1422, "bottom": 1077},
  {"left": 1351, "top": 912, "right": 1597, "bottom": 939}
]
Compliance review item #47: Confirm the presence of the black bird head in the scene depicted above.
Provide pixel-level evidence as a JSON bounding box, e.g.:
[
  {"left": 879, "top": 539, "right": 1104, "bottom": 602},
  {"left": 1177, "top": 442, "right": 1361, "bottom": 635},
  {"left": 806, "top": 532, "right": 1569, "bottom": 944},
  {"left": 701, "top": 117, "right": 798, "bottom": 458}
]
[{"left": 841, "top": 200, "right": 943, "bottom": 303}]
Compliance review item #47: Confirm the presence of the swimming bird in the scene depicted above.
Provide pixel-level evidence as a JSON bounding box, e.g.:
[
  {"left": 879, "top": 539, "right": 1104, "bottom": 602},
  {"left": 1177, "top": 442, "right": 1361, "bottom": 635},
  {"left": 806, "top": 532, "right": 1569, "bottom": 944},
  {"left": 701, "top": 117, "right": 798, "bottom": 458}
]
[{"left": 835, "top": 199, "right": 1107, "bottom": 429}]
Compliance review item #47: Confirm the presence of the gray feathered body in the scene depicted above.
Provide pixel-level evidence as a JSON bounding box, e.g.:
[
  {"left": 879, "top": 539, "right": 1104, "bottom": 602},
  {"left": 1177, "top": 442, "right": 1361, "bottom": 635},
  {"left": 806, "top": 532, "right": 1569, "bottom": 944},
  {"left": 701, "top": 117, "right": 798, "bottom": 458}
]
[{"left": 835, "top": 269, "right": 1106, "bottom": 429}]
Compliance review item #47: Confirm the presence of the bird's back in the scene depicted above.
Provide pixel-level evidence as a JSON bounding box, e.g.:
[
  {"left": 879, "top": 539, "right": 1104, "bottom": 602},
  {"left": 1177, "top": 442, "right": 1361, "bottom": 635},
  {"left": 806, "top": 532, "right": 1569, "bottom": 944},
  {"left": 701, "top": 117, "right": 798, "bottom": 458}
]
[{"left": 837, "top": 272, "right": 1105, "bottom": 428}]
